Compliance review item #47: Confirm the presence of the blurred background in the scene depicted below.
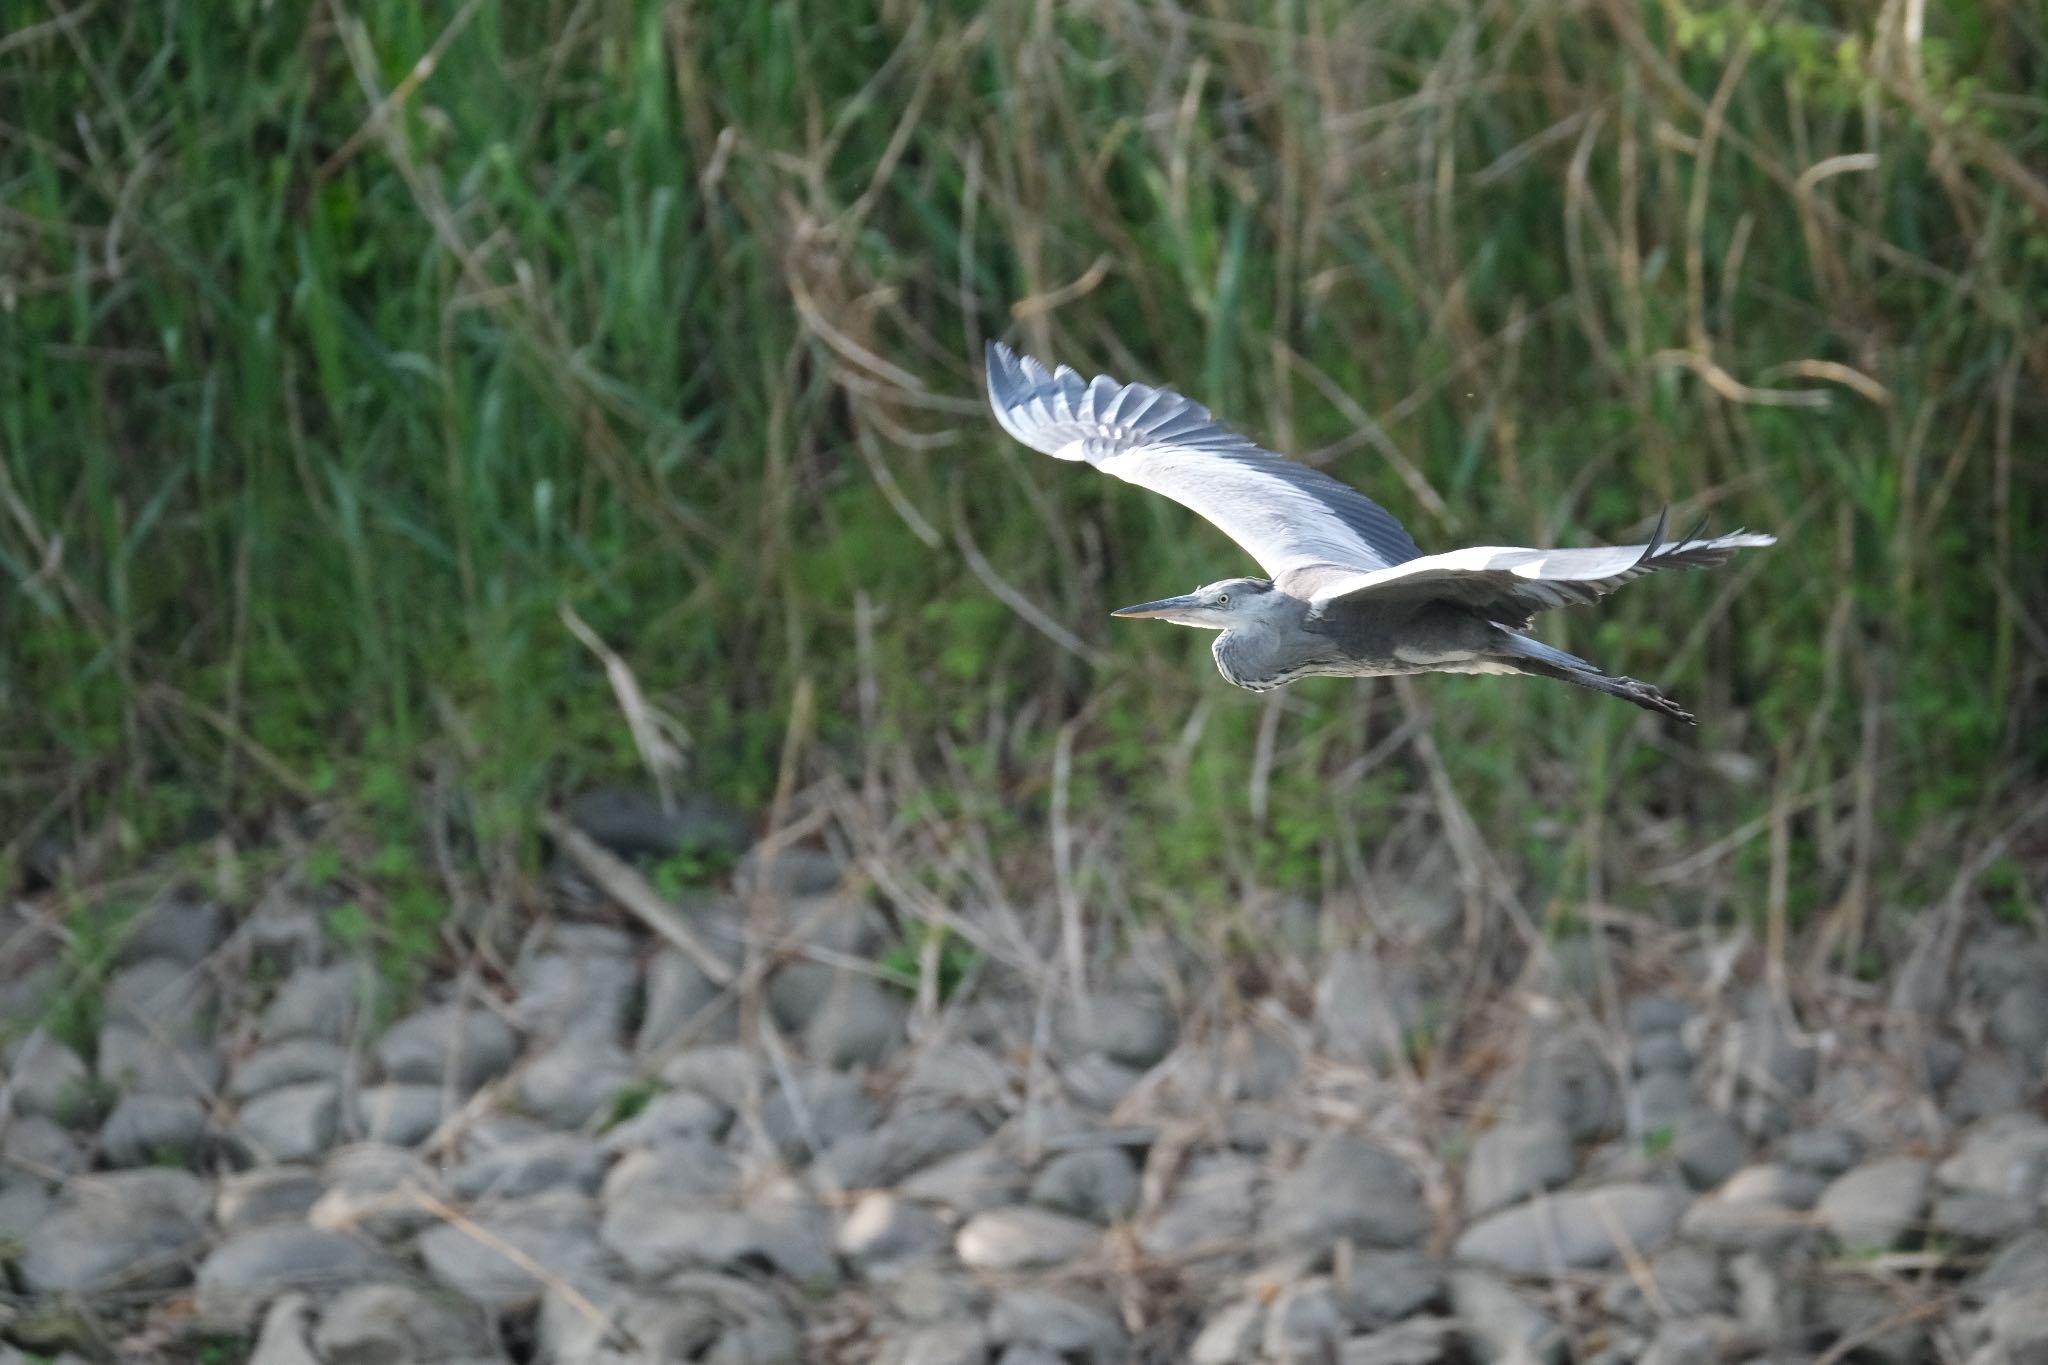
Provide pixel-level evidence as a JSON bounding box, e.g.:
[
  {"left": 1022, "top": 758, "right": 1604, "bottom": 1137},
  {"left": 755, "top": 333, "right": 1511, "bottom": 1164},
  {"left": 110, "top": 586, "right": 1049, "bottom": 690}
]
[{"left": 5, "top": 0, "right": 2042, "bottom": 946}]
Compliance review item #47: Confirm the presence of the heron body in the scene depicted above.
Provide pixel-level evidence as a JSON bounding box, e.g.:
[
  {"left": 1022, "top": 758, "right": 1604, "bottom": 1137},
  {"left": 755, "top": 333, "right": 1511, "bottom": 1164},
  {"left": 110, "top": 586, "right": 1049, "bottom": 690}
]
[{"left": 984, "top": 341, "right": 1776, "bottom": 723}]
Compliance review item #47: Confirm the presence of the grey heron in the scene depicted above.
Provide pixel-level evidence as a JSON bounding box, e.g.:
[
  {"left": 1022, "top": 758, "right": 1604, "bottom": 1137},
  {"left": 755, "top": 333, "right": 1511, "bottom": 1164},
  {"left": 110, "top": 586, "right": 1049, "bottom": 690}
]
[{"left": 984, "top": 341, "right": 1775, "bottom": 723}]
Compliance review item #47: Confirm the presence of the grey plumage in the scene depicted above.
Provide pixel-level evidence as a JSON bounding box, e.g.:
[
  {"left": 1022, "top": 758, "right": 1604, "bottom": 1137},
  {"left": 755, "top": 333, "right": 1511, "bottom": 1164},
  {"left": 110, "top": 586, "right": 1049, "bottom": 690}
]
[{"left": 984, "top": 341, "right": 1776, "bottom": 723}]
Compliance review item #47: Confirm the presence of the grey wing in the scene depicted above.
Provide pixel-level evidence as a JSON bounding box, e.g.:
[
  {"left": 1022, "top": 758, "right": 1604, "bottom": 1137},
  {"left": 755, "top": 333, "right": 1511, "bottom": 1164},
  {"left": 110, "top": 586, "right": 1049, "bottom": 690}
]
[
  {"left": 984, "top": 340, "right": 1422, "bottom": 578},
  {"left": 1307, "top": 513, "right": 1777, "bottom": 626}
]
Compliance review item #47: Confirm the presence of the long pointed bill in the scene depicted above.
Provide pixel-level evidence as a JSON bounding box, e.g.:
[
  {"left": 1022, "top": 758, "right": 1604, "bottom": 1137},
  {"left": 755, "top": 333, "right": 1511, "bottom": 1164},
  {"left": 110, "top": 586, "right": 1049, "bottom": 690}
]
[{"left": 1110, "top": 593, "right": 1204, "bottom": 620}]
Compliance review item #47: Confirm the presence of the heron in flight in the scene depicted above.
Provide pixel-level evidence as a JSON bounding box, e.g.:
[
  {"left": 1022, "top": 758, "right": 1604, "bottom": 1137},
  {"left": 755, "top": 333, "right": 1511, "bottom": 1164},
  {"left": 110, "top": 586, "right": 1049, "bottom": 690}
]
[{"left": 984, "top": 341, "right": 1774, "bottom": 723}]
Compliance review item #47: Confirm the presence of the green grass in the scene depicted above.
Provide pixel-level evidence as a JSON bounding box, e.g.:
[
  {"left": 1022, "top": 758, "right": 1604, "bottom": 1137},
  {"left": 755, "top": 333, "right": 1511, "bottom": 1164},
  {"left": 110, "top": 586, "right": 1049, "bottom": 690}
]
[{"left": 1, "top": 1, "right": 2042, "bottom": 963}]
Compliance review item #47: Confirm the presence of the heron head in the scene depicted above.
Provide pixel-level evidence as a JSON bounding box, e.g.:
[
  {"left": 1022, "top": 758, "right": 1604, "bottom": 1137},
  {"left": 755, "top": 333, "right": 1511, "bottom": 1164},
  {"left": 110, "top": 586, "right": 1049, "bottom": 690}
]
[{"left": 1110, "top": 578, "right": 1274, "bottom": 629}]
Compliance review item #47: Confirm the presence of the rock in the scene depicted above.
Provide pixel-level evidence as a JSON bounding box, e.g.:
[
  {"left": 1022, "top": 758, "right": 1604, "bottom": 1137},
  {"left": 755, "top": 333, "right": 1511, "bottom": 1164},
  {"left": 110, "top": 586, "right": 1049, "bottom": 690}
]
[
  {"left": 116, "top": 891, "right": 227, "bottom": 967},
  {"left": 1719, "top": 1162, "right": 1826, "bottom": 1208},
  {"left": 1781, "top": 1127, "right": 1861, "bottom": 1175},
  {"left": 194, "top": 1226, "right": 394, "bottom": 1326},
  {"left": 1991, "top": 983, "right": 2048, "bottom": 1069},
  {"left": 1141, "top": 1151, "right": 1262, "bottom": 1256},
  {"left": 1678, "top": 1191, "right": 1810, "bottom": 1253},
  {"left": 758, "top": 1069, "right": 880, "bottom": 1165},
  {"left": 600, "top": 1135, "right": 740, "bottom": 1210},
  {"left": 247, "top": 1293, "right": 321, "bottom": 1365},
  {"left": 514, "top": 927, "right": 639, "bottom": 1041},
  {"left": 803, "top": 970, "right": 905, "bottom": 1069},
  {"left": 1938, "top": 1114, "right": 2048, "bottom": 1203},
  {"left": 637, "top": 948, "right": 734, "bottom": 1055},
  {"left": 105, "top": 956, "right": 214, "bottom": 1037},
  {"left": 1729, "top": 1249, "right": 1808, "bottom": 1342},
  {"left": 1059, "top": 1051, "right": 1145, "bottom": 1110},
  {"left": 355, "top": 1083, "right": 446, "bottom": 1146},
  {"left": 815, "top": 1109, "right": 988, "bottom": 1190},
  {"left": 1450, "top": 1270, "right": 1562, "bottom": 1364},
  {"left": 260, "top": 964, "right": 367, "bottom": 1043},
  {"left": 228, "top": 1039, "right": 346, "bottom": 1099},
  {"left": 1983, "top": 1286, "right": 2048, "bottom": 1360},
  {"left": 4, "top": 1031, "right": 89, "bottom": 1118},
  {"left": 886, "top": 1321, "right": 991, "bottom": 1365},
  {"left": 660, "top": 1043, "right": 760, "bottom": 1108},
  {"left": 735, "top": 845, "right": 843, "bottom": 898},
  {"left": 310, "top": 1144, "right": 445, "bottom": 1241},
  {"left": 419, "top": 1196, "right": 609, "bottom": 1305},
  {"left": 238, "top": 1081, "right": 339, "bottom": 1162},
  {"left": 990, "top": 1288, "right": 1124, "bottom": 1364},
  {"left": 1720, "top": 1002, "right": 1816, "bottom": 1138},
  {"left": 1031, "top": 1146, "right": 1141, "bottom": 1223},
  {"left": 216, "top": 1166, "right": 323, "bottom": 1231},
  {"left": 311, "top": 1281, "right": 494, "bottom": 1364},
  {"left": 1056, "top": 992, "right": 1176, "bottom": 1069},
  {"left": 540, "top": 1272, "right": 799, "bottom": 1365},
  {"left": 902, "top": 1041, "right": 1013, "bottom": 1109},
  {"left": 1191, "top": 1300, "right": 1266, "bottom": 1365},
  {"left": 1339, "top": 1319, "right": 1458, "bottom": 1365},
  {"left": 1971, "top": 1229, "right": 2048, "bottom": 1305},
  {"left": 1520, "top": 1033, "right": 1619, "bottom": 1142},
  {"left": 887, "top": 1270, "right": 988, "bottom": 1323},
  {"left": 1464, "top": 1119, "right": 1575, "bottom": 1218},
  {"left": 901, "top": 1145, "right": 1029, "bottom": 1216},
  {"left": 608, "top": 1197, "right": 837, "bottom": 1286},
  {"left": 1632, "top": 1070, "right": 1693, "bottom": 1133},
  {"left": 1453, "top": 1183, "right": 1684, "bottom": 1274},
  {"left": 518, "top": 1037, "right": 636, "bottom": 1127},
  {"left": 1636, "top": 1316, "right": 1745, "bottom": 1365},
  {"left": 95, "top": 1025, "right": 223, "bottom": 1100},
  {"left": 1815, "top": 1275, "right": 1925, "bottom": 1365},
  {"left": 1263, "top": 1276, "right": 1348, "bottom": 1365},
  {"left": 1674, "top": 1112, "right": 1748, "bottom": 1190},
  {"left": 1265, "top": 1132, "right": 1428, "bottom": 1252},
  {"left": 375, "top": 1002, "right": 517, "bottom": 1091},
  {"left": 1600, "top": 1243, "right": 1727, "bottom": 1327},
  {"left": 99, "top": 1093, "right": 207, "bottom": 1167},
  {"left": 1631, "top": 1030, "right": 1691, "bottom": 1077},
  {"left": 0, "top": 1180, "right": 56, "bottom": 1246},
  {"left": 838, "top": 1192, "right": 951, "bottom": 1272},
  {"left": 6, "top": 1113, "right": 83, "bottom": 1173},
  {"left": 564, "top": 785, "right": 749, "bottom": 863},
  {"left": 957, "top": 1205, "right": 1101, "bottom": 1270},
  {"left": 1816, "top": 1157, "right": 1929, "bottom": 1253},
  {"left": 1933, "top": 1190, "right": 2034, "bottom": 1245},
  {"left": 451, "top": 1131, "right": 609, "bottom": 1200},
  {"left": 1316, "top": 948, "right": 1422, "bottom": 1070},
  {"left": 1948, "top": 1052, "right": 2029, "bottom": 1124},
  {"left": 18, "top": 1168, "right": 208, "bottom": 1293},
  {"left": 603, "top": 1086, "right": 730, "bottom": 1148},
  {"left": 1336, "top": 1250, "right": 1446, "bottom": 1326}
]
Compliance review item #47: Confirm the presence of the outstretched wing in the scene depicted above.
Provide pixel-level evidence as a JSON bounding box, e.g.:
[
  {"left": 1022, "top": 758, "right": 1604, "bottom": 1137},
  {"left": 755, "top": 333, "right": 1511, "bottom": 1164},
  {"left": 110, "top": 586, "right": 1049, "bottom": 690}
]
[
  {"left": 1306, "top": 511, "right": 1776, "bottom": 626},
  {"left": 984, "top": 340, "right": 1422, "bottom": 578}
]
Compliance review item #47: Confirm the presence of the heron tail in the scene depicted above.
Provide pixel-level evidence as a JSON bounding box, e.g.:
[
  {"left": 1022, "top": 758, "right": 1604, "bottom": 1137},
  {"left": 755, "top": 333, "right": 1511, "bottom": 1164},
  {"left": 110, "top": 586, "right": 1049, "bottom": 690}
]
[{"left": 1492, "top": 632, "right": 1697, "bottom": 725}]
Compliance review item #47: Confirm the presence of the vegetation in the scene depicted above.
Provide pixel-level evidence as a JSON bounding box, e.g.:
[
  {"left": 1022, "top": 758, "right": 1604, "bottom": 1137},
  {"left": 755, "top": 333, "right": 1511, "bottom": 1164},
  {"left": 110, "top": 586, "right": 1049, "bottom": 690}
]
[{"left": 3, "top": 1, "right": 2042, "bottom": 965}]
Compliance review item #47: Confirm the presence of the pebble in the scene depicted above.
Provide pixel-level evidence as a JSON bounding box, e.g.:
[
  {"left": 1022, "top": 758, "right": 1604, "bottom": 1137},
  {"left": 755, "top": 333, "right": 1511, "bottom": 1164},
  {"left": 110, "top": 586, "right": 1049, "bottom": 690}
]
[
  {"left": 4, "top": 1031, "right": 89, "bottom": 1118},
  {"left": 227, "top": 1039, "right": 346, "bottom": 1099},
  {"left": 564, "top": 785, "right": 749, "bottom": 862},
  {"left": 238, "top": 1081, "right": 340, "bottom": 1162},
  {"left": 1781, "top": 1126, "right": 1861, "bottom": 1175},
  {"left": 451, "top": 1130, "right": 609, "bottom": 1200},
  {"left": 216, "top": 1166, "right": 324, "bottom": 1231},
  {"left": 603, "top": 1086, "right": 730, "bottom": 1148},
  {"left": 815, "top": 1108, "right": 988, "bottom": 1190},
  {"left": 1336, "top": 1250, "right": 1447, "bottom": 1326},
  {"left": 1937, "top": 1113, "right": 2048, "bottom": 1202},
  {"left": 1816, "top": 1157, "right": 1929, "bottom": 1253},
  {"left": 1450, "top": 1270, "right": 1563, "bottom": 1364},
  {"left": 1056, "top": 991, "right": 1177, "bottom": 1069},
  {"left": 517, "top": 1036, "right": 636, "bottom": 1127},
  {"left": 1520, "top": 1032, "right": 1620, "bottom": 1142},
  {"left": 105, "top": 956, "right": 214, "bottom": 1036},
  {"left": 6, "top": 1112, "right": 84, "bottom": 1173},
  {"left": 1454, "top": 1182, "right": 1684, "bottom": 1274},
  {"left": 514, "top": 928, "right": 639, "bottom": 1040},
  {"left": 1673, "top": 1111, "right": 1748, "bottom": 1190},
  {"left": 310, "top": 1281, "right": 494, "bottom": 1364},
  {"left": 1464, "top": 1118, "right": 1575, "bottom": 1218},
  {"left": 194, "top": 1226, "right": 395, "bottom": 1327},
  {"left": 1059, "top": 1050, "right": 1146, "bottom": 1110},
  {"left": 1316, "top": 948, "right": 1423, "bottom": 1070},
  {"left": 116, "top": 892, "right": 226, "bottom": 967},
  {"left": 95, "top": 1024, "right": 223, "bottom": 1101},
  {"left": 957, "top": 1204, "right": 1101, "bottom": 1270},
  {"left": 259, "top": 964, "right": 366, "bottom": 1043},
  {"left": 1339, "top": 1318, "right": 1458, "bottom": 1365},
  {"left": 1031, "top": 1145, "right": 1141, "bottom": 1222},
  {"left": 900, "top": 1144, "right": 1029, "bottom": 1216},
  {"left": 1815, "top": 1275, "right": 1925, "bottom": 1365},
  {"left": 1265, "top": 1132, "right": 1428, "bottom": 1252},
  {"left": 1263, "top": 1276, "right": 1348, "bottom": 1364},
  {"left": 99, "top": 1092, "right": 207, "bottom": 1167},
  {"left": 375, "top": 1001, "right": 517, "bottom": 1092},
  {"left": 17, "top": 1168, "right": 208, "bottom": 1293},
  {"left": 890, "top": 1321, "right": 991, "bottom": 1365},
  {"left": 419, "top": 1195, "right": 609, "bottom": 1305},
  {"left": 759, "top": 1069, "right": 880, "bottom": 1164},
  {"left": 989, "top": 1288, "right": 1125, "bottom": 1364},
  {"left": 354, "top": 1082, "right": 446, "bottom": 1146},
  {"left": 1191, "top": 1300, "right": 1267, "bottom": 1365},
  {"left": 309, "top": 1143, "right": 444, "bottom": 1241},
  {"left": 1141, "top": 1151, "right": 1262, "bottom": 1255},
  {"left": 838, "top": 1191, "right": 952, "bottom": 1271},
  {"left": 247, "top": 1293, "right": 321, "bottom": 1365},
  {"left": 637, "top": 947, "right": 733, "bottom": 1055},
  {"left": 806, "top": 970, "right": 908, "bottom": 1069}
]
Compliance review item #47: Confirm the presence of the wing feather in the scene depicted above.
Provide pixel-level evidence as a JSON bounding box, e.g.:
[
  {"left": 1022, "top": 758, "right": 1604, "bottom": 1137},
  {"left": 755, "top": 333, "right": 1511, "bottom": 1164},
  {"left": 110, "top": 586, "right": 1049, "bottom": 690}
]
[{"left": 985, "top": 341, "right": 1423, "bottom": 577}]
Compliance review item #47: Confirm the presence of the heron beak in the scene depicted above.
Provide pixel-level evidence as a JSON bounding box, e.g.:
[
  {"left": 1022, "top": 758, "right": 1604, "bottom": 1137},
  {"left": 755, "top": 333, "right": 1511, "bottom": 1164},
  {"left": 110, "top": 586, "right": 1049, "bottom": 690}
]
[{"left": 1110, "top": 592, "right": 1205, "bottom": 621}]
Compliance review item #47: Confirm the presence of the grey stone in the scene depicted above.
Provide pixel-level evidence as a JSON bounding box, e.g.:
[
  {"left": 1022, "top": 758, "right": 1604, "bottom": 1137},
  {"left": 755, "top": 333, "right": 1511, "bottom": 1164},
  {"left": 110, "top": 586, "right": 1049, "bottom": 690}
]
[
  {"left": 1938, "top": 1113, "right": 2048, "bottom": 1202},
  {"left": 0, "top": 1179, "right": 56, "bottom": 1246},
  {"left": 564, "top": 785, "right": 748, "bottom": 863},
  {"left": 115, "top": 891, "right": 227, "bottom": 967},
  {"left": 1932, "top": 1190, "right": 2032, "bottom": 1245},
  {"left": 1627, "top": 995, "right": 1690, "bottom": 1036},
  {"left": 1056, "top": 992, "right": 1176, "bottom": 1069},
  {"left": 311, "top": 1281, "right": 493, "bottom": 1364},
  {"left": 260, "top": 964, "right": 367, "bottom": 1043},
  {"left": 892, "top": 1321, "right": 992, "bottom": 1365},
  {"left": 887, "top": 1269, "right": 989, "bottom": 1322},
  {"left": 659, "top": 1043, "right": 760, "bottom": 1109},
  {"left": 1316, "top": 948, "right": 1423, "bottom": 1071},
  {"left": 1972, "top": 1229, "right": 2048, "bottom": 1305},
  {"left": 95, "top": 1024, "right": 223, "bottom": 1100},
  {"left": 996, "top": 1348, "right": 1063, "bottom": 1365},
  {"left": 419, "top": 1196, "right": 609, "bottom": 1305},
  {"left": 1814, "top": 1275, "right": 1925, "bottom": 1365},
  {"left": 1674, "top": 1112, "right": 1748, "bottom": 1190},
  {"left": 355, "top": 1083, "right": 446, "bottom": 1146},
  {"left": 1464, "top": 1118, "right": 1575, "bottom": 1218},
  {"left": 1263, "top": 1276, "right": 1347, "bottom": 1365},
  {"left": 4, "top": 1031, "right": 89, "bottom": 1118},
  {"left": 1031, "top": 1145, "right": 1141, "bottom": 1223},
  {"left": 1816, "top": 1157, "right": 1929, "bottom": 1253},
  {"left": 228, "top": 1039, "right": 346, "bottom": 1099},
  {"left": 901, "top": 1144, "right": 1029, "bottom": 1215},
  {"left": 1454, "top": 1182, "right": 1684, "bottom": 1273},
  {"left": 1678, "top": 1191, "right": 1811, "bottom": 1253},
  {"left": 758, "top": 1069, "right": 879, "bottom": 1164},
  {"left": 1141, "top": 1151, "right": 1262, "bottom": 1256},
  {"left": 238, "top": 1081, "right": 339, "bottom": 1162},
  {"left": 1600, "top": 1243, "right": 1727, "bottom": 1327},
  {"left": 608, "top": 1193, "right": 837, "bottom": 1286},
  {"left": 1729, "top": 1248, "right": 1809, "bottom": 1341},
  {"left": 1992, "top": 984, "right": 2048, "bottom": 1070},
  {"left": 100, "top": 1092, "right": 207, "bottom": 1167},
  {"left": 1191, "top": 1300, "right": 1266, "bottom": 1365},
  {"left": 902, "top": 1041, "right": 1013, "bottom": 1108},
  {"left": 1633, "top": 1070, "right": 1694, "bottom": 1132},
  {"left": 1718, "top": 1161, "right": 1826, "bottom": 1208},
  {"left": 1339, "top": 1318, "right": 1458, "bottom": 1365},
  {"left": 514, "top": 929, "right": 638, "bottom": 1041},
  {"left": 248, "top": 1293, "right": 321, "bottom": 1365},
  {"left": 1984, "top": 1286, "right": 2048, "bottom": 1360},
  {"left": 1780, "top": 1126, "right": 1860, "bottom": 1175},
  {"left": 376, "top": 1002, "right": 517, "bottom": 1091},
  {"left": 216, "top": 1166, "right": 323, "bottom": 1231},
  {"left": 637, "top": 947, "right": 733, "bottom": 1056},
  {"left": 452, "top": 1131, "right": 609, "bottom": 1200},
  {"left": 1721, "top": 1003, "right": 1817, "bottom": 1129},
  {"left": 1060, "top": 1051, "right": 1145, "bottom": 1110},
  {"left": 17, "top": 1168, "right": 208, "bottom": 1293},
  {"left": 105, "top": 956, "right": 214, "bottom": 1037},
  {"left": 604, "top": 1086, "right": 730, "bottom": 1148},
  {"left": 600, "top": 1135, "right": 740, "bottom": 1210},
  {"left": 957, "top": 1204, "right": 1100, "bottom": 1270},
  {"left": 804, "top": 970, "right": 905, "bottom": 1069},
  {"left": 736, "top": 844, "right": 843, "bottom": 898},
  {"left": 990, "top": 1288, "right": 1124, "bottom": 1363},
  {"left": 1632, "top": 1032, "right": 1691, "bottom": 1076},
  {"left": 311, "top": 1143, "right": 445, "bottom": 1240},
  {"left": 1266, "top": 1132, "right": 1428, "bottom": 1251},
  {"left": 6, "top": 1112, "right": 84, "bottom": 1173},
  {"left": 1336, "top": 1249, "right": 1446, "bottom": 1326},
  {"left": 1450, "top": 1270, "right": 1562, "bottom": 1364},
  {"left": 540, "top": 1272, "right": 799, "bottom": 1365},
  {"left": 837, "top": 1191, "right": 951, "bottom": 1270},
  {"left": 1949, "top": 1052, "right": 2030, "bottom": 1124},
  {"left": 194, "top": 1226, "right": 394, "bottom": 1326},
  {"left": 815, "top": 1108, "right": 988, "bottom": 1190},
  {"left": 518, "top": 1036, "right": 636, "bottom": 1127},
  {"left": 767, "top": 960, "right": 837, "bottom": 1033},
  {"left": 1637, "top": 1316, "right": 1745, "bottom": 1365},
  {"left": 1520, "top": 1033, "right": 1619, "bottom": 1141}
]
